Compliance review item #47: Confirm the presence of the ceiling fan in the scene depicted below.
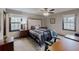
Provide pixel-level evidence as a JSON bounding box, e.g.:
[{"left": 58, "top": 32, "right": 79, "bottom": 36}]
[{"left": 40, "top": 8, "right": 55, "bottom": 16}]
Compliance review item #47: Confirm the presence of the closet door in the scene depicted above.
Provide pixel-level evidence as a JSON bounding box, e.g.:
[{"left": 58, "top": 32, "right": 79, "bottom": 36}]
[{"left": 28, "top": 19, "right": 41, "bottom": 29}]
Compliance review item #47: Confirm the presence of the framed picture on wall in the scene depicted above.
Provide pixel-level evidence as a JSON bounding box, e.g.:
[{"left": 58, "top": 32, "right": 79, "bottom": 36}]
[{"left": 50, "top": 18, "right": 55, "bottom": 24}]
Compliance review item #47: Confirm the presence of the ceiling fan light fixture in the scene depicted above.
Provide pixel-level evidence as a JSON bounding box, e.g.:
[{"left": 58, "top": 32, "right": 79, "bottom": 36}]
[{"left": 43, "top": 12, "right": 49, "bottom": 16}]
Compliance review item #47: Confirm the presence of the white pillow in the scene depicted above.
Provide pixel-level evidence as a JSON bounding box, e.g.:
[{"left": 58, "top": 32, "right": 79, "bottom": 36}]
[{"left": 35, "top": 26, "right": 39, "bottom": 29}]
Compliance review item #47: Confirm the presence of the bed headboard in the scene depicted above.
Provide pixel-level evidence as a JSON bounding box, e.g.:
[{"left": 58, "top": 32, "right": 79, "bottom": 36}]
[{"left": 28, "top": 19, "right": 41, "bottom": 29}]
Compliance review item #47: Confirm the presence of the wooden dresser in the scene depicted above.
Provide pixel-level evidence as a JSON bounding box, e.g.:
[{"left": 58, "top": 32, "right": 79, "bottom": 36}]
[
  {"left": 19, "top": 30, "right": 29, "bottom": 38},
  {"left": 0, "top": 39, "right": 14, "bottom": 51}
]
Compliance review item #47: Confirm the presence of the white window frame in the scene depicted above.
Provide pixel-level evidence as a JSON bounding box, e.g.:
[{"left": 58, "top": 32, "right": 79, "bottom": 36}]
[
  {"left": 9, "top": 17, "right": 27, "bottom": 32},
  {"left": 62, "top": 14, "right": 76, "bottom": 31}
]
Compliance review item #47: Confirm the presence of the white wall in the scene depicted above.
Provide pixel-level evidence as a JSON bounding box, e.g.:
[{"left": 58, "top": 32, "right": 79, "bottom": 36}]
[
  {"left": 44, "top": 9, "right": 79, "bottom": 35},
  {"left": 6, "top": 14, "right": 27, "bottom": 38},
  {"left": 0, "top": 9, "right": 4, "bottom": 40},
  {"left": 6, "top": 9, "right": 43, "bottom": 38}
]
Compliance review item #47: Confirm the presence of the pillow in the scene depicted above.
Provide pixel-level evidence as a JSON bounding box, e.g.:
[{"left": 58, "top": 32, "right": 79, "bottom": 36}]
[
  {"left": 31, "top": 26, "right": 35, "bottom": 30},
  {"left": 35, "top": 26, "right": 39, "bottom": 29}
]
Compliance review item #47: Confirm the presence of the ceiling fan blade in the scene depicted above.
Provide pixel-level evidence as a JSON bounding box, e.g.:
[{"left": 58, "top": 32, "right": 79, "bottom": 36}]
[
  {"left": 50, "top": 9, "right": 55, "bottom": 11},
  {"left": 48, "top": 12, "right": 54, "bottom": 14}
]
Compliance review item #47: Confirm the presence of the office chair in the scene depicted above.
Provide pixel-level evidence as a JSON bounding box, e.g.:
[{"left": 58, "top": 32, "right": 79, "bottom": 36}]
[{"left": 45, "top": 30, "right": 59, "bottom": 51}]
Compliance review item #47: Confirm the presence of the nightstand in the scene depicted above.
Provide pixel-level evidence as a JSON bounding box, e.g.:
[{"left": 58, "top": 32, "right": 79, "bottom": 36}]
[{"left": 19, "top": 30, "right": 29, "bottom": 38}]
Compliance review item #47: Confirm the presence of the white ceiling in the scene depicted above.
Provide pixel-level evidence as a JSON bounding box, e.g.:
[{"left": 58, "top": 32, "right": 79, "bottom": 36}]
[{"left": 10, "top": 8, "right": 76, "bottom": 15}]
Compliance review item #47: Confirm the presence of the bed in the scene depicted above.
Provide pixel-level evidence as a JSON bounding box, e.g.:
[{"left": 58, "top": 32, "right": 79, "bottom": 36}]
[{"left": 29, "top": 27, "right": 52, "bottom": 47}]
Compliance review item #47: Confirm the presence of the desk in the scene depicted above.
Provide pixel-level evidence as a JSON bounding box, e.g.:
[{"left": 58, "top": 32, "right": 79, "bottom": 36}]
[
  {"left": 48, "top": 37, "right": 79, "bottom": 51},
  {"left": 0, "top": 38, "right": 14, "bottom": 51}
]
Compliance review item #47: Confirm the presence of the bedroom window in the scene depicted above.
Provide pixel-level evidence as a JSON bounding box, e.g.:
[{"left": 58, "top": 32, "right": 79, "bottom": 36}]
[
  {"left": 9, "top": 17, "right": 27, "bottom": 32},
  {"left": 63, "top": 14, "right": 76, "bottom": 31}
]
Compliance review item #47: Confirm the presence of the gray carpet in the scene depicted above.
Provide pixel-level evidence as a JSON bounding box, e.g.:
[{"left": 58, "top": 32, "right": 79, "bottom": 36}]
[{"left": 14, "top": 37, "right": 45, "bottom": 51}]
